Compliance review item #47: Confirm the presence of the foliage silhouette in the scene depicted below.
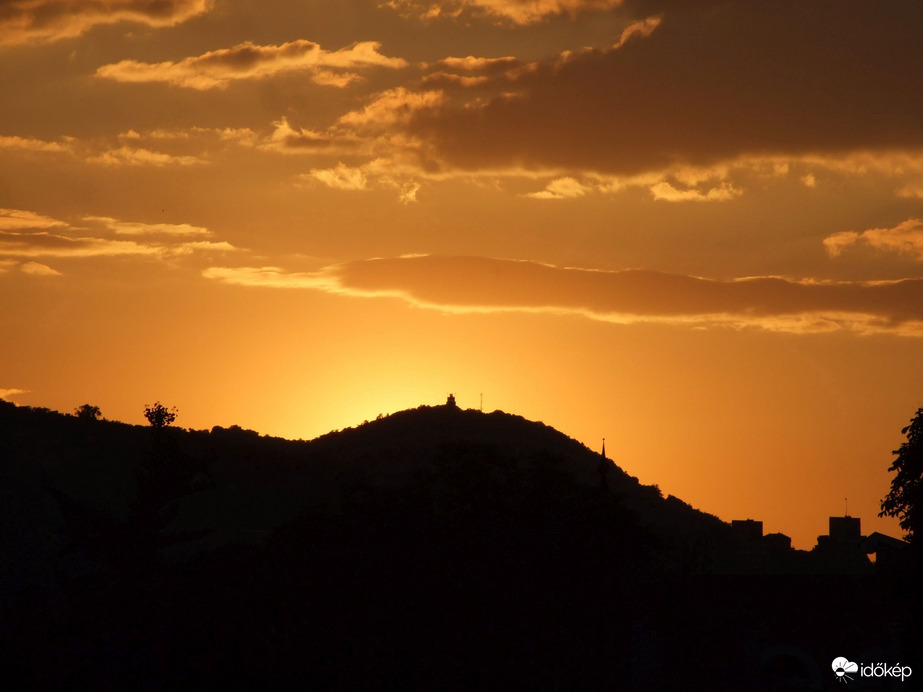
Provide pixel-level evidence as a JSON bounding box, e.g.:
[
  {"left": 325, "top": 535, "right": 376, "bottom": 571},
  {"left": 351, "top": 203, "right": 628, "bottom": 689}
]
[
  {"left": 880, "top": 407, "right": 923, "bottom": 543},
  {"left": 143, "top": 401, "right": 177, "bottom": 429},
  {"left": 74, "top": 403, "right": 101, "bottom": 421}
]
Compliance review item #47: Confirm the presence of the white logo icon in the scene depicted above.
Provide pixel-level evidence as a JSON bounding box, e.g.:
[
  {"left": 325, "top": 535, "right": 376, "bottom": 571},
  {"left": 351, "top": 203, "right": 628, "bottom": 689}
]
[{"left": 832, "top": 657, "right": 859, "bottom": 683}]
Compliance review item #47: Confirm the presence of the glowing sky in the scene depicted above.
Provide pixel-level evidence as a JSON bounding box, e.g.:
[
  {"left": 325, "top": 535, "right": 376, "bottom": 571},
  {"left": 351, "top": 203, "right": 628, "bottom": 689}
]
[{"left": 3, "top": 0, "right": 923, "bottom": 547}]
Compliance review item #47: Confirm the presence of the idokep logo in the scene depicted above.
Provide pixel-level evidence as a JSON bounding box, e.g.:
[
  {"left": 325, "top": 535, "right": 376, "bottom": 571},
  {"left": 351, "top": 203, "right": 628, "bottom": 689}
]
[
  {"left": 832, "top": 658, "right": 859, "bottom": 683},
  {"left": 832, "top": 657, "right": 913, "bottom": 684}
]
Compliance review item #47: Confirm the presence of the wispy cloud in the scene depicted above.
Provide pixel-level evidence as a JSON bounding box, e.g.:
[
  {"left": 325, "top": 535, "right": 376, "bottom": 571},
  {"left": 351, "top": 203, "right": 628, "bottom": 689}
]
[
  {"left": 0, "top": 388, "right": 28, "bottom": 400},
  {"left": 96, "top": 39, "right": 407, "bottom": 90},
  {"left": 383, "top": 0, "right": 625, "bottom": 25},
  {"left": 824, "top": 219, "right": 923, "bottom": 262},
  {"left": 0, "top": 209, "right": 69, "bottom": 231},
  {"left": 0, "top": 209, "right": 234, "bottom": 262},
  {"left": 525, "top": 177, "right": 590, "bottom": 199},
  {"left": 204, "top": 255, "right": 923, "bottom": 336},
  {"left": 305, "top": 163, "right": 369, "bottom": 191},
  {"left": 86, "top": 146, "right": 206, "bottom": 167},
  {"left": 84, "top": 216, "right": 211, "bottom": 236},
  {"left": 0, "top": 232, "right": 173, "bottom": 259},
  {"left": 202, "top": 266, "right": 341, "bottom": 291},
  {"left": 0, "top": 258, "right": 61, "bottom": 276},
  {"left": 0, "top": 0, "right": 212, "bottom": 46},
  {"left": 118, "top": 126, "right": 260, "bottom": 147},
  {"left": 0, "top": 134, "right": 71, "bottom": 154},
  {"left": 338, "top": 87, "right": 446, "bottom": 129},
  {"left": 649, "top": 181, "right": 740, "bottom": 203},
  {"left": 20, "top": 261, "right": 61, "bottom": 276},
  {"left": 438, "top": 56, "right": 520, "bottom": 72},
  {"left": 261, "top": 118, "right": 342, "bottom": 153}
]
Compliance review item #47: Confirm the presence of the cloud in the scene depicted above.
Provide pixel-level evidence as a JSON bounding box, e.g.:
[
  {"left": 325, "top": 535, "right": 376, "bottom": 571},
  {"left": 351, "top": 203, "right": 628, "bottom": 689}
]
[
  {"left": 0, "top": 234, "right": 235, "bottom": 259},
  {"left": 422, "top": 55, "right": 538, "bottom": 89},
  {"left": 296, "top": 158, "right": 425, "bottom": 202},
  {"left": 0, "top": 232, "right": 172, "bottom": 258},
  {"left": 119, "top": 126, "right": 260, "bottom": 148},
  {"left": 438, "top": 56, "right": 520, "bottom": 72},
  {"left": 202, "top": 266, "right": 341, "bottom": 291},
  {"left": 84, "top": 216, "right": 211, "bottom": 236},
  {"left": 898, "top": 182, "right": 923, "bottom": 199},
  {"left": 338, "top": 87, "right": 446, "bottom": 129},
  {"left": 0, "top": 134, "right": 71, "bottom": 154},
  {"left": 205, "top": 255, "right": 923, "bottom": 336},
  {"left": 20, "top": 261, "right": 61, "bottom": 276},
  {"left": 0, "top": 388, "right": 28, "bottom": 400},
  {"left": 0, "top": 209, "right": 68, "bottom": 231},
  {"left": 824, "top": 219, "right": 923, "bottom": 261},
  {"left": 0, "top": 210, "right": 234, "bottom": 261},
  {"left": 649, "top": 181, "right": 740, "bottom": 202},
  {"left": 397, "top": 2, "right": 923, "bottom": 176},
  {"left": 2, "top": 128, "right": 256, "bottom": 168},
  {"left": 0, "top": 258, "right": 61, "bottom": 275},
  {"left": 96, "top": 39, "right": 407, "bottom": 90},
  {"left": 526, "top": 177, "right": 590, "bottom": 199},
  {"left": 383, "top": 0, "right": 625, "bottom": 25},
  {"left": 306, "top": 163, "right": 368, "bottom": 191},
  {"left": 86, "top": 146, "right": 206, "bottom": 166},
  {"left": 0, "top": 0, "right": 212, "bottom": 46},
  {"left": 262, "top": 118, "right": 340, "bottom": 153},
  {"left": 613, "top": 14, "right": 661, "bottom": 48}
]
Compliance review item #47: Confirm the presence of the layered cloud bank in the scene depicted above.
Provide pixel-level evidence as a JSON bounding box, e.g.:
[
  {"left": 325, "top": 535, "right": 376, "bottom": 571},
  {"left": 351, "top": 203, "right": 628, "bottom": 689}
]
[
  {"left": 0, "top": 0, "right": 211, "bottom": 46},
  {"left": 96, "top": 40, "right": 408, "bottom": 89},
  {"left": 0, "top": 209, "right": 234, "bottom": 273},
  {"left": 205, "top": 256, "right": 923, "bottom": 336},
  {"left": 380, "top": 1, "right": 923, "bottom": 176}
]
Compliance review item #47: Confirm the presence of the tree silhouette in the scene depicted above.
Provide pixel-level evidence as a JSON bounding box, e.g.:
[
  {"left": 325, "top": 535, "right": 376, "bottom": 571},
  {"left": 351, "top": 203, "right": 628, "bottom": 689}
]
[
  {"left": 144, "top": 401, "right": 177, "bottom": 429},
  {"left": 74, "top": 403, "right": 101, "bottom": 421},
  {"left": 880, "top": 407, "right": 923, "bottom": 543}
]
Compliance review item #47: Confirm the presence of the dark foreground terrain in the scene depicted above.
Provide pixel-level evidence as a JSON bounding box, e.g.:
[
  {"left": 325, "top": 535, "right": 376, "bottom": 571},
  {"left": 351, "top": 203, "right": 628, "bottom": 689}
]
[{"left": 2, "top": 401, "right": 919, "bottom": 690}]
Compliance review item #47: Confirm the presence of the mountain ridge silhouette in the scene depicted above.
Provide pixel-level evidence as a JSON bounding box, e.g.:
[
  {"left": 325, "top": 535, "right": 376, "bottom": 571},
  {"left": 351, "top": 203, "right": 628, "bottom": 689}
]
[
  {"left": 2, "top": 398, "right": 914, "bottom": 691},
  {"left": 0, "top": 398, "right": 732, "bottom": 563}
]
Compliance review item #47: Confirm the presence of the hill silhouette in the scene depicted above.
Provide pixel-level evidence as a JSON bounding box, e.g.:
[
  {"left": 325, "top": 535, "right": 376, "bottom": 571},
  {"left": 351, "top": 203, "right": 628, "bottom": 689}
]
[
  {"left": 2, "top": 399, "right": 916, "bottom": 690},
  {"left": 1, "top": 400, "right": 732, "bottom": 564}
]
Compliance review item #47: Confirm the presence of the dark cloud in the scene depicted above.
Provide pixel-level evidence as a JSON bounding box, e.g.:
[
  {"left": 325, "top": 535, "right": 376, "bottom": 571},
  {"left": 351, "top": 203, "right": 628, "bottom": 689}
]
[
  {"left": 206, "top": 255, "right": 923, "bottom": 336},
  {"left": 404, "top": 0, "right": 923, "bottom": 175}
]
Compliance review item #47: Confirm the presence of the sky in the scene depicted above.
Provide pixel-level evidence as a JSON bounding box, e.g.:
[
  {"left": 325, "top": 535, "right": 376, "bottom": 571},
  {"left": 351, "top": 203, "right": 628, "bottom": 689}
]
[{"left": 2, "top": 0, "right": 922, "bottom": 548}]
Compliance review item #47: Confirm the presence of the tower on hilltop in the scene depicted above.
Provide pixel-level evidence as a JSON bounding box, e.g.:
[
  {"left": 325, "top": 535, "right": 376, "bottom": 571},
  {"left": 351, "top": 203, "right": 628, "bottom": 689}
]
[{"left": 445, "top": 393, "right": 457, "bottom": 408}]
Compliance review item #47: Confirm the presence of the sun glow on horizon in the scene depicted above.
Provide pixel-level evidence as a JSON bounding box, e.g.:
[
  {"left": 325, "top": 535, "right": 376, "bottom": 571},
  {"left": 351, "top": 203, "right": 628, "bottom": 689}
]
[{"left": 2, "top": 0, "right": 920, "bottom": 552}]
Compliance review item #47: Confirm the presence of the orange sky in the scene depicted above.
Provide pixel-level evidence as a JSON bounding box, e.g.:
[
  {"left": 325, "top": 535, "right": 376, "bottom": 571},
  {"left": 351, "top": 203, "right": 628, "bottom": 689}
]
[{"left": 2, "top": 0, "right": 922, "bottom": 548}]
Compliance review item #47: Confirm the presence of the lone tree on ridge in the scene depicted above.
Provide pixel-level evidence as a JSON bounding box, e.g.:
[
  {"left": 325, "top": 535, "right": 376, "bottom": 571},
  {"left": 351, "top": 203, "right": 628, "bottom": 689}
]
[
  {"left": 74, "top": 403, "right": 102, "bottom": 421},
  {"left": 144, "top": 401, "right": 178, "bottom": 429},
  {"left": 880, "top": 407, "right": 923, "bottom": 543}
]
